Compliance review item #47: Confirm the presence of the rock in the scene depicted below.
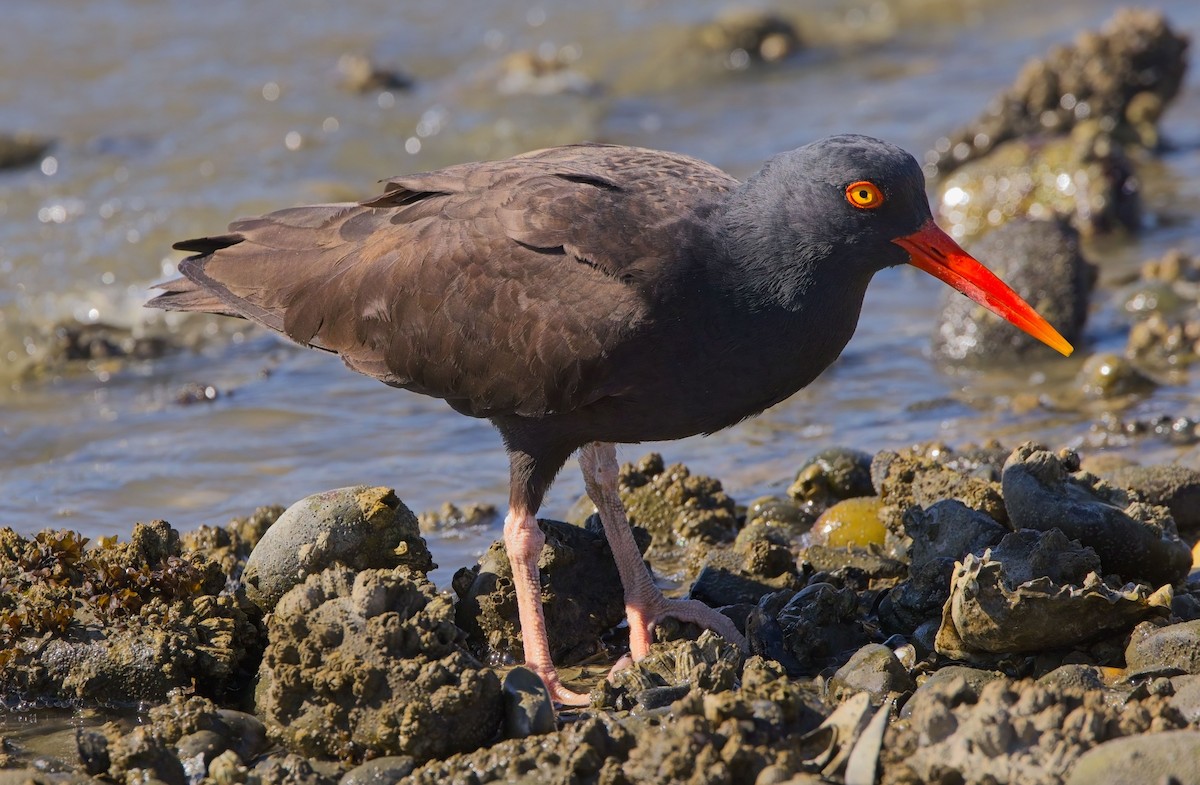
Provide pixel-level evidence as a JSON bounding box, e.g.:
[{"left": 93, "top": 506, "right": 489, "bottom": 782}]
[
  {"left": 616, "top": 453, "right": 740, "bottom": 555},
  {"left": 1126, "top": 620, "right": 1200, "bottom": 677},
  {"left": 1074, "top": 352, "right": 1157, "bottom": 399},
  {"left": 873, "top": 448, "right": 1008, "bottom": 532},
  {"left": 452, "top": 517, "right": 626, "bottom": 666},
  {"left": 341, "top": 756, "right": 417, "bottom": 785},
  {"left": 935, "top": 124, "right": 1140, "bottom": 238},
  {"left": 1169, "top": 675, "right": 1200, "bottom": 723},
  {"left": 828, "top": 644, "right": 915, "bottom": 704},
  {"left": 242, "top": 485, "right": 433, "bottom": 612},
  {"left": 256, "top": 566, "right": 502, "bottom": 764},
  {"left": 502, "top": 666, "right": 555, "bottom": 739},
  {"left": 605, "top": 630, "right": 743, "bottom": 710},
  {"left": 788, "top": 448, "right": 875, "bottom": 510},
  {"left": 743, "top": 496, "right": 815, "bottom": 537},
  {"left": 884, "top": 677, "right": 1187, "bottom": 785},
  {"left": 882, "top": 501, "right": 1008, "bottom": 632},
  {"left": 1104, "top": 464, "right": 1200, "bottom": 531},
  {"left": 181, "top": 504, "right": 281, "bottom": 585},
  {"left": 0, "top": 131, "right": 52, "bottom": 170},
  {"left": 899, "top": 665, "right": 1007, "bottom": 720},
  {"left": 1002, "top": 443, "right": 1192, "bottom": 587},
  {"left": 935, "top": 529, "right": 1171, "bottom": 662},
  {"left": 933, "top": 219, "right": 1094, "bottom": 363},
  {"left": 696, "top": 9, "right": 802, "bottom": 65},
  {"left": 495, "top": 49, "right": 597, "bottom": 96},
  {"left": 0, "top": 522, "right": 258, "bottom": 703},
  {"left": 1065, "top": 730, "right": 1200, "bottom": 785},
  {"left": 747, "top": 583, "right": 867, "bottom": 677},
  {"left": 928, "top": 8, "right": 1188, "bottom": 175},
  {"left": 337, "top": 54, "right": 413, "bottom": 93},
  {"left": 810, "top": 498, "right": 886, "bottom": 548}
]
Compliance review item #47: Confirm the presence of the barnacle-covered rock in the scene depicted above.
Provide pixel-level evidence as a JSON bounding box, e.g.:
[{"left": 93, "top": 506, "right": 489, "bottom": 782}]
[
  {"left": 934, "top": 529, "right": 1171, "bottom": 662},
  {"left": 256, "top": 565, "right": 501, "bottom": 764},
  {"left": 1002, "top": 443, "right": 1191, "bottom": 587},
  {"left": 242, "top": 486, "right": 433, "bottom": 612},
  {"left": 0, "top": 521, "right": 258, "bottom": 703},
  {"left": 927, "top": 8, "right": 1188, "bottom": 175},
  {"left": 452, "top": 517, "right": 625, "bottom": 666}
]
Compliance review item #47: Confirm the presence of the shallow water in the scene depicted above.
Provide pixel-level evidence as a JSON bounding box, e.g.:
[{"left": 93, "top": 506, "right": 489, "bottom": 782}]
[{"left": 1, "top": 0, "right": 1199, "bottom": 586}]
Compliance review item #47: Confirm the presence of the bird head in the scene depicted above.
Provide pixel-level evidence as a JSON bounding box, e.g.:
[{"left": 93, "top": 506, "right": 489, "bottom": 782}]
[{"left": 762, "top": 134, "right": 1074, "bottom": 357}]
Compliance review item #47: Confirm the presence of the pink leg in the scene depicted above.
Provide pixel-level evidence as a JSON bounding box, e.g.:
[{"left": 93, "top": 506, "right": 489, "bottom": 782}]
[
  {"left": 503, "top": 507, "right": 589, "bottom": 706},
  {"left": 578, "top": 443, "right": 747, "bottom": 660}
]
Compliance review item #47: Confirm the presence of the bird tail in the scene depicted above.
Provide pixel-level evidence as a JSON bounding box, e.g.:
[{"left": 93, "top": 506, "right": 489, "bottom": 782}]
[{"left": 146, "top": 234, "right": 246, "bottom": 318}]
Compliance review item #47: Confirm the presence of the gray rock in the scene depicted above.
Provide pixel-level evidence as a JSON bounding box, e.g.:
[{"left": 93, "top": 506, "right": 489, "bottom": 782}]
[
  {"left": 502, "top": 666, "right": 555, "bottom": 739},
  {"left": 1126, "top": 620, "right": 1200, "bottom": 677},
  {"left": 1170, "top": 675, "right": 1200, "bottom": 724},
  {"left": 828, "top": 643, "right": 915, "bottom": 704},
  {"left": 899, "top": 665, "right": 1006, "bottom": 720},
  {"left": 243, "top": 486, "right": 433, "bottom": 612},
  {"left": 1066, "top": 730, "right": 1200, "bottom": 785},
  {"left": 341, "top": 756, "right": 417, "bottom": 785},
  {"left": 1105, "top": 464, "right": 1200, "bottom": 532},
  {"left": 933, "top": 219, "right": 1094, "bottom": 364},
  {"left": 1002, "top": 443, "right": 1192, "bottom": 587}
]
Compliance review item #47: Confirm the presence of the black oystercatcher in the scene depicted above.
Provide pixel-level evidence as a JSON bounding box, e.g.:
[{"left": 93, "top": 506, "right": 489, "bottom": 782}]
[{"left": 149, "top": 135, "right": 1072, "bottom": 704}]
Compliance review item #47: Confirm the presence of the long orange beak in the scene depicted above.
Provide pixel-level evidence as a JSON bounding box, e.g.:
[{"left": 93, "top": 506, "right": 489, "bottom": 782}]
[{"left": 893, "top": 220, "right": 1074, "bottom": 357}]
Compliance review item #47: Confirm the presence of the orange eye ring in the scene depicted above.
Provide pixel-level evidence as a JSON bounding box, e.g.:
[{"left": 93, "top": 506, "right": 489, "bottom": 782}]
[{"left": 845, "top": 181, "right": 884, "bottom": 209}]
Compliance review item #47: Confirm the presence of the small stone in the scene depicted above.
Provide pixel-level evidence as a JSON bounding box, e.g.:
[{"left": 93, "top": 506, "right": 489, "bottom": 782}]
[
  {"left": 1126, "top": 620, "right": 1200, "bottom": 677},
  {"left": 1065, "top": 730, "right": 1200, "bottom": 785},
  {"left": 502, "top": 667, "right": 556, "bottom": 739},
  {"left": 341, "top": 756, "right": 417, "bottom": 785},
  {"left": 828, "top": 643, "right": 915, "bottom": 704}
]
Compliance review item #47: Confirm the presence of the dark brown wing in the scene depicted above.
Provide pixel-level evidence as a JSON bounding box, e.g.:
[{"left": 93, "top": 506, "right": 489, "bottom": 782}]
[{"left": 149, "top": 144, "right": 737, "bottom": 418}]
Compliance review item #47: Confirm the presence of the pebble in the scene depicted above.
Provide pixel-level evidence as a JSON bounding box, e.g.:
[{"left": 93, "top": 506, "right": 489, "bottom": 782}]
[{"left": 1065, "top": 730, "right": 1200, "bottom": 785}]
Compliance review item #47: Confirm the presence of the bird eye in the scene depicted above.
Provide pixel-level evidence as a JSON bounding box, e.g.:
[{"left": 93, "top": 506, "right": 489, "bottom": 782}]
[{"left": 845, "top": 181, "right": 884, "bottom": 210}]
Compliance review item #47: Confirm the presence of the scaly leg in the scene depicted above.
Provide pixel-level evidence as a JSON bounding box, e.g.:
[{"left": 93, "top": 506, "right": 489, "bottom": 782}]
[
  {"left": 503, "top": 507, "right": 589, "bottom": 706},
  {"left": 578, "top": 442, "right": 747, "bottom": 660}
]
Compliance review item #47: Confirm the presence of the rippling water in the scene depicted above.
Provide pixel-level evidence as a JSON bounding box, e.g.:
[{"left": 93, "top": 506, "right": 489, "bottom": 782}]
[{"left": 2, "top": 0, "right": 1199, "bottom": 584}]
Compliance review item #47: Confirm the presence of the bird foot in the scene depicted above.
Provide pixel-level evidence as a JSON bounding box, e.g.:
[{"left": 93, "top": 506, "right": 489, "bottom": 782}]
[
  {"left": 627, "top": 594, "right": 748, "bottom": 660},
  {"left": 528, "top": 663, "right": 590, "bottom": 707}
]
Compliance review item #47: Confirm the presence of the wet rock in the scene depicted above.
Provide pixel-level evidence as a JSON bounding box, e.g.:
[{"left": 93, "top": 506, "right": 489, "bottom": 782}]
[
  {"left": 1125, "top": 620, "right": 1200, "bottom": 677},
  {"left": 882, "top": 677, "right": 1186, "bottom": 785},
  {"left": 616, "top": 453, "right": 740, "bottom": 556},
  {"left": 1089, "top": 412, "right": 1200, "bottom": 449},
  {"left": 936, "top": 528, "right": 1171, "bottom": 662},
  {"left": 341, "top": 756, "right": 417, "bottom": 785},
  {"left": 933, "top": 219, "right": 1094, "bottom": 363},
  {"left": 252, "top": 752, "right": 340, "bottom": 785},
  {"left": 605, "top": 630, "right": 744, "bottom": 709},
  {"left": 1065, "top": 730, "right": 1200, "bottom": 785},
  {"left": 0, "top": 522, "right": 258, "bottom": 703},
  {"left": 1127, "top": 313, "right": 1200, "bottom": 369},
  {"left": 242, "top": 485, "right": 433, "bottom": 612},
  {"left": 689, "top": 562, "right": 799, "bottom": 609},
  {"left": 1104, "top": 464, "right": 1200, "bottom": 531},
  {"left": 0, "top": 131, "right": 53, "bottom": 170},
  {"left": 502, "top": 666, "right": 555, "bottom": 739},
  {"left": 1074, "top": 352, "right": 1157, "bottom": 399},
  {"left": 1002, "top": 443, "right": 1192, "bottom": 587},
  {"left": 452, "top": 517, "right": 625, "bottom": 666},
  {"left": 173, "top": 382, "right": 222, "bottom": 405},
  {"left": 882, "top": 501, "right": 1008, "bottom": 632},
  {"left": 256, "top": 565, "right": 502, "bottom": 764},
  {"left": 788, "top": 447, "right": 875, "bottom": 511},
  {"left": 106, "top": 726, "right": 187, "bottom": 785},
  {"left": 337, "top": 54, "right": 413, "bottom": 93},
  {"left": 748, "top": 583, "right": 868, "bottom": 676},
  {"left": 696, "top": 9, "right": 802, "bottom": 66},
  {"left": 927, "top": 8, "right": 1188, "bottom": 175},
  {"left": 828, "top": 644, "right": 915, "bottom": 704},
  {"left": 936, "top": 124, "right": 1140, "bottom": 239},
  {"left": 809, "top": 497, "right": 886, "bottom": 548},
  {"left": 743, "top": 495, "right": 815, "bottom": 538},
  {"left": 873, "top": 447, "right": 1008, "bottom": 532}
]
